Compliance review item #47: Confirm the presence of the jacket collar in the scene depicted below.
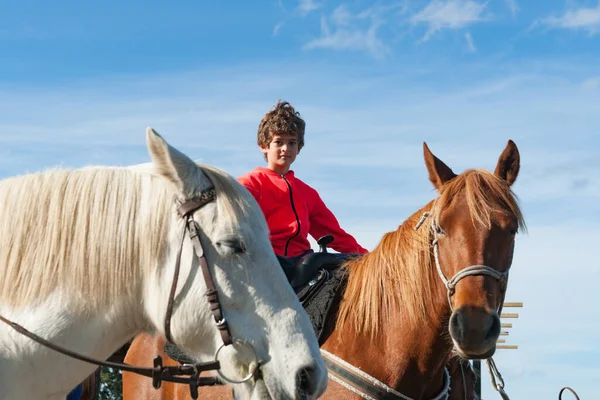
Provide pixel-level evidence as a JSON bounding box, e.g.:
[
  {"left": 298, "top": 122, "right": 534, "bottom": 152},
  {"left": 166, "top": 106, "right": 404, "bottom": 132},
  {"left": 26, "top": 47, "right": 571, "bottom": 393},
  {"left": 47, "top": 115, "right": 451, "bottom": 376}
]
[{"left": 255, "top": 167, "right": 295, "bottom": 181}]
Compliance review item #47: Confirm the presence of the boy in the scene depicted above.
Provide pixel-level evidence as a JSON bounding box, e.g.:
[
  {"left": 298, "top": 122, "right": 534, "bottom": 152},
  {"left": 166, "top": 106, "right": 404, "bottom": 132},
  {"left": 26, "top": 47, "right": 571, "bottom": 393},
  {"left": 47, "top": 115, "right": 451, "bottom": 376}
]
[{"left": 237, "top": 100, "right": 368, "bottom": 265}]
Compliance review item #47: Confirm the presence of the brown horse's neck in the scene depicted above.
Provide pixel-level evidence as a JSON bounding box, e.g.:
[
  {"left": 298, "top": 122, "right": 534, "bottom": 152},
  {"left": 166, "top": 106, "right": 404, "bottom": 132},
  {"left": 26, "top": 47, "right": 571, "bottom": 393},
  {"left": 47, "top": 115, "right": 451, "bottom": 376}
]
[{"left": 322, "top": 214, "right": 454, "bottom": 399}]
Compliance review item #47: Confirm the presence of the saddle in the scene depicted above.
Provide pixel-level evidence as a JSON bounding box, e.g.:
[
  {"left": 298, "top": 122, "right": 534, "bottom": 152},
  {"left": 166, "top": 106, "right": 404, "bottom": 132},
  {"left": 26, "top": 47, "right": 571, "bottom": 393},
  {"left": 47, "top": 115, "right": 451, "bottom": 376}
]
[
  {"left": 164, "top": 234, "right": 361, "bottom": 362},
  {"left": 279, "top": 235, "right": 360, "bottom": 291}
]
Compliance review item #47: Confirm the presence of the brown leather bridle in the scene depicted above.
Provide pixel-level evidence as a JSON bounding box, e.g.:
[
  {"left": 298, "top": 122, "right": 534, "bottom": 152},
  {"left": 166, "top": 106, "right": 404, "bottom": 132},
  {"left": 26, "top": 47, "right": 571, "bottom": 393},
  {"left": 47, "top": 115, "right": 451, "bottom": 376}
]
[
  {"left": 0, "top": 185, "right": 257, "bottom": 399},
  {"left": 165, "top": 186, "right": 232, "bottom": 347}
]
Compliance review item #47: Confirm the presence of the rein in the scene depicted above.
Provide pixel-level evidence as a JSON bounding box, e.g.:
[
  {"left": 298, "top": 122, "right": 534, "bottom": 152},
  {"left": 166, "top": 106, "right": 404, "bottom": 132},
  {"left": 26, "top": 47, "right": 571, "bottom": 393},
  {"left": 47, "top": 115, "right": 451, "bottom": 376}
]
[
  {"left": 0, "top": 185, "right": 258, "bottom": 399},
  {"left": 458, "top": 359, "right": 469, "bottom": 400},
  {"left": 322, "top": 349, "right": 451, "bottom": 400},
  {"left": 0, "top": 312, "right": 221, "bottom": 391}
]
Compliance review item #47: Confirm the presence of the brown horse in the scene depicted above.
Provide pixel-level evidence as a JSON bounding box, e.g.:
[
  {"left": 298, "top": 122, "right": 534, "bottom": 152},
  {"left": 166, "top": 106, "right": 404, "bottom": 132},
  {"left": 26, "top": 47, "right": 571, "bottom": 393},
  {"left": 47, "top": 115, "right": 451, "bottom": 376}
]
[{"left": 122, "top": 140, "right": 525, "bottom": 399}]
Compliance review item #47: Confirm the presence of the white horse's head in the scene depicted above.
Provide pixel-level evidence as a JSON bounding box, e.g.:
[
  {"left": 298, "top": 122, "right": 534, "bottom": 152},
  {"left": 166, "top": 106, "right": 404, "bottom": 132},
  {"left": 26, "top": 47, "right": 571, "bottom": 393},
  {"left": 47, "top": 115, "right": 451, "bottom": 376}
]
[{"left": 141, "top": 128, "right": 327, "bottom": 399}]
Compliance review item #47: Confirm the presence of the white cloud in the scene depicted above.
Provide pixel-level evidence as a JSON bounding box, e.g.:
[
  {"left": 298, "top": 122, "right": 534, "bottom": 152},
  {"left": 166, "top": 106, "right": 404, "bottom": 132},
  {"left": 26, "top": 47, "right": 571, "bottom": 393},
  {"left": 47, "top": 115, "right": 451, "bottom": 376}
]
[
  {"left": 297, "top": 0, "right": 321, "bottom": 16},
  {"left": 504, "top": 0, "right": 519, "bottom": 18},
  {"left": 273, "top": 21, "right": 284, "bottom": 36},
  {"left": 410, "top": 0, "right": 488, "bottom": 41},
  {"left": 580, "top": 76, "right": 600, "bottom": 90},
  {"left": 302, "top": 5, "right": 390, "bottom": 58},
  {"left": 464, "top": 31, "right": 476, "bottom": 52},
  {"left": 332, "top": 4, "right": 353, "bottom": 26},
  {"left": 536, "top": 2, "right": 600, "bottom": 35}
]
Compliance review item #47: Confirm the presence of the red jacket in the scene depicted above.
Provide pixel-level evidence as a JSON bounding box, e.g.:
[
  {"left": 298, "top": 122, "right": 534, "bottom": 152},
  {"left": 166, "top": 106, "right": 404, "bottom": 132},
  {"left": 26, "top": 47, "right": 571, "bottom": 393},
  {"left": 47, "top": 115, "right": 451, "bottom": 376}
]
[{"left": 237, "top": 167, "right": 368, "bottom": 258}]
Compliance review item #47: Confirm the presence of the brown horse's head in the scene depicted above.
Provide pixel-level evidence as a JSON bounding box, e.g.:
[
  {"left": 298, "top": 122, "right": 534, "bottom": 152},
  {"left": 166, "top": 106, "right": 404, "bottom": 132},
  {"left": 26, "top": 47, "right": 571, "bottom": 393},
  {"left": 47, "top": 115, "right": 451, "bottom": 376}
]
[{"left": 423, "top": 140, "right": 525, "bottom": 359}]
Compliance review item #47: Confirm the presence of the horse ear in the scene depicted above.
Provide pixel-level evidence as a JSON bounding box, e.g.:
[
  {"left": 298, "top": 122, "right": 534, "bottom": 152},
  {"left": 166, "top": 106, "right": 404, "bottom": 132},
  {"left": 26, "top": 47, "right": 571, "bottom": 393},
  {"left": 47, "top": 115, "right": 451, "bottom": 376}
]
[
  {"left": 423, "top": 142, "right": 457, "bottom": 190},
  {"left": 146, "top": 127, "right": 205, "bottom": 195},
  {"left": 494, "top": 140, "right": 520, "bottom": 187}
]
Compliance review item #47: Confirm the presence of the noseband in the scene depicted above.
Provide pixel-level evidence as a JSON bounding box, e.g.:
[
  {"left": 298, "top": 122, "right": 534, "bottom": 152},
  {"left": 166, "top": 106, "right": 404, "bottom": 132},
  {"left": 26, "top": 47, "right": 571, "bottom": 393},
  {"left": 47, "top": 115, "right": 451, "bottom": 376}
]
[{"left": 0, "top": 185, "right": 258, "bottom": 399}]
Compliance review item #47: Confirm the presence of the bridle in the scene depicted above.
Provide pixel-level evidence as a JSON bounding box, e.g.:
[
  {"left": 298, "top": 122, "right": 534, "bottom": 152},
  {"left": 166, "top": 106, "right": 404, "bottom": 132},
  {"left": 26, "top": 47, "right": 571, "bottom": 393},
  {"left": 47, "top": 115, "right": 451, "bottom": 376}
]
[
  {"left": 167, "top": 186, "right": 259, "bottom": 386},
  {"left": 165, "top": 187, "right": 230, "bottom": 346},
  {"left": 0, "top": 185, "right": 259, "bottom": 399},
  {"left": 414, "top": 210, "right": 513, "bottom": 400}
]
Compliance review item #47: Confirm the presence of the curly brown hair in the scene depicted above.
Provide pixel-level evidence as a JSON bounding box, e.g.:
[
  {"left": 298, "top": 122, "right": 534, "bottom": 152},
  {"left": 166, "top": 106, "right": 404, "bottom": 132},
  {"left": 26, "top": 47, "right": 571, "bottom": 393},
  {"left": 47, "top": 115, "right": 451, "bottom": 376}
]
[{"left": 257, "top": 100, "right": 306, "bottom": 152}]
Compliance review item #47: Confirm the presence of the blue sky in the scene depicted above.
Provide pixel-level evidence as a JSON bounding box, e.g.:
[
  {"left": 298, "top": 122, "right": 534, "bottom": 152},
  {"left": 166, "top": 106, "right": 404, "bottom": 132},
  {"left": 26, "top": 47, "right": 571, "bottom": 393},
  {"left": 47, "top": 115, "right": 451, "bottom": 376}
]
[{"left": 1, "top": 0, "right": 599, "bottom": 398}]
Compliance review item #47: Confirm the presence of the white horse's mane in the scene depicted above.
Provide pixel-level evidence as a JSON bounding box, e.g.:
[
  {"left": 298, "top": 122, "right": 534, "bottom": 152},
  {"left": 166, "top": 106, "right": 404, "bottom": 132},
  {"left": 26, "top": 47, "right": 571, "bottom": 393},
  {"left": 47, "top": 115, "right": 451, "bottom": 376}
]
[{"left": 0, "top": 161, "right": 258, "bottom": 311}]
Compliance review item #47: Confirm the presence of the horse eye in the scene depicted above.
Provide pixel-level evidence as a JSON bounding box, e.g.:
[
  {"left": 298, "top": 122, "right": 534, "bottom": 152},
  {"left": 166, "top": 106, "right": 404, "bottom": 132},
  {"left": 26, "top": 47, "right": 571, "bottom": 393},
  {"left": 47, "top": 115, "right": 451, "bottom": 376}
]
[
  {"left": 234, "top": 240, "right": 247, "bottom": 254},
  {"left": 435, "top": 224, "right": 446, "bottom": 235},
  {"left": 216, "top": 236, "right": 247, "bottom": 255}
]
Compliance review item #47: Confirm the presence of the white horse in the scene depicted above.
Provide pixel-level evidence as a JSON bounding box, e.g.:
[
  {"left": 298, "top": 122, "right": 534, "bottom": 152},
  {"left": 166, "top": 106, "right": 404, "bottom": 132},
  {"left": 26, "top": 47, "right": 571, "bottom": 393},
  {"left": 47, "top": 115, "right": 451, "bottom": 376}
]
[{"left": 0, "top": 128, "right": 327, "bottom": 400}]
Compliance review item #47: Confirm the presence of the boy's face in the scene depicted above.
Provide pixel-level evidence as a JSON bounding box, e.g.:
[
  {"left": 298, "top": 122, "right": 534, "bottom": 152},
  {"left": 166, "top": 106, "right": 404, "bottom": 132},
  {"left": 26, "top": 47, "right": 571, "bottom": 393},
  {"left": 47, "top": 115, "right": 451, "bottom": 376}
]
[{"left": 261, "top": 133, "right": 299, "bottom": 174}]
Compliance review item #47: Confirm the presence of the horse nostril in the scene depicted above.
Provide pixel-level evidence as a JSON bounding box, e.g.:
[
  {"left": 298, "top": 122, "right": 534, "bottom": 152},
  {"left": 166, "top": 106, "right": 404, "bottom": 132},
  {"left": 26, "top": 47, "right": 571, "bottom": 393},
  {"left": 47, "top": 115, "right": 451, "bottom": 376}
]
[
  {"left": 296, "top": 365, "right": 318, "bottom": 397},
  {"left": 484, "top": 313, "right": 501, "bottom": 342},
  {"left": 450, "top": 310, "right": 465, "bottom": 341}
]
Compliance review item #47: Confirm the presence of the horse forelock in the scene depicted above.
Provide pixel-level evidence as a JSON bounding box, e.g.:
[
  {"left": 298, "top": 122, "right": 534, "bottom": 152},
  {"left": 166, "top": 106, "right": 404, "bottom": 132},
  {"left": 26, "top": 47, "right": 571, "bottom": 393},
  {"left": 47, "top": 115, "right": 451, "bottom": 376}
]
[{"left": 432, "top": 169, "right": 526, "bottom": 233}]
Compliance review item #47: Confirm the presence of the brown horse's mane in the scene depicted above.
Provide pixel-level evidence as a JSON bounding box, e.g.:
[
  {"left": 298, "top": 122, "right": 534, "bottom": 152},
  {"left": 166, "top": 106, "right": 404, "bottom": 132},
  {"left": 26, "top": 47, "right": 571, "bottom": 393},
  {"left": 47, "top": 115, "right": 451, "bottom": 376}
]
[{"left": 337, "top": 169, "right": 526, "bottom": 338}]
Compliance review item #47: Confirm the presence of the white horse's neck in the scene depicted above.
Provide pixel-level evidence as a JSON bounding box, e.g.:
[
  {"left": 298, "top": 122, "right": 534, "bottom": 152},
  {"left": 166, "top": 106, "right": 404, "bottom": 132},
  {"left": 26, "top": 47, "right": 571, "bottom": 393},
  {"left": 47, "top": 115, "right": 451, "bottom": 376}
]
[{"left": 0, "top": 290, "right": 143, "bottom": 400}]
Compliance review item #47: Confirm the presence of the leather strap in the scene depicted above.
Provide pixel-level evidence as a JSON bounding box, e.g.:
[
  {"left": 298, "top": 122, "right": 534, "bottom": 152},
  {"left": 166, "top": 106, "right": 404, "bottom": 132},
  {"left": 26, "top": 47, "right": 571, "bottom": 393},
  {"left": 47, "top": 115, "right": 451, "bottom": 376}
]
[
  {"left": 164, "top": 220, "right": 188, "bottom": 344},
  {"left": 163, "top": 190, "right": 232, "bottom": 347},
  {"left": 0, "top": 313, "right": 221, "bottom": 388},
  {"left": 188, "top": 217, "right": 232, "bottom": 346},
  {"left": 322, "top": 349, "right": 450, "bottom": 400},
  {"left": 324, "top": 355, "right": 404, "bottom": 400}
]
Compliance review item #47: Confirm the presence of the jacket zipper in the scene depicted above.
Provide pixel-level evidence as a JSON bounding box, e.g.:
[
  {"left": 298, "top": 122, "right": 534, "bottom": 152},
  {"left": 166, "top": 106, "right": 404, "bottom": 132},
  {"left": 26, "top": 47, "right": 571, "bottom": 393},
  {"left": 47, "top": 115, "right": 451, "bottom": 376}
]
[{"left": 282, "top": 175, "right": 301, "bottom": 257}]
